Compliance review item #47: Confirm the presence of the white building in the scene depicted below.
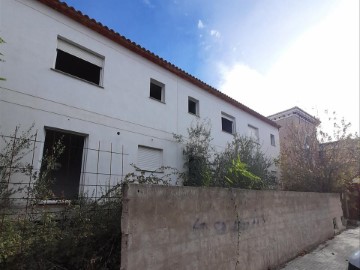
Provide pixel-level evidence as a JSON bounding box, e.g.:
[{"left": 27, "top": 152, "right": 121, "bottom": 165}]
[{"left": 0, "top": 0, "right": 280, "bottom": 199}]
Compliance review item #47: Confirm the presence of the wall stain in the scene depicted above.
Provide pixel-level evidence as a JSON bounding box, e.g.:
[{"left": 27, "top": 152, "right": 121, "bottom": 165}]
[{"left": 214, "top": 221, "right": 227, "bottom": 234}]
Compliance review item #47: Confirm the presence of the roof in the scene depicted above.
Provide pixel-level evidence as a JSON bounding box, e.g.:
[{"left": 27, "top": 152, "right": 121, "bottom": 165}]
[
  {"left": 268, "top": 106, "right": 321, "bottom": 126},
  {"left": 36, "top": 0, "right": 280, "bottom": 129}
]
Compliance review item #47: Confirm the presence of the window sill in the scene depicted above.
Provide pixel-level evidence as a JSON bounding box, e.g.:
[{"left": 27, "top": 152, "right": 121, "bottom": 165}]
[
  {"left": 51, "top": 68, "right": 104, "bottom": 89},
  {"left": 188, "top": 112, "right": 200, "bottom": 117},
  {"left": 136, "top": 168, "right": 164, "bottom": 174},
  {"left": 222, "top": 130, "right": 235, "bottom": 135},
  {"left": 149, "top": 97, "right": 166, "bottom": 104}
]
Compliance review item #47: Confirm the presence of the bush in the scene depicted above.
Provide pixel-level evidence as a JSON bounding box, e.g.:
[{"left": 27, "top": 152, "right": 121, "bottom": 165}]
[
  {"left": 212, "top": 135, "right": 273, "bottom": 189},
  {"left": 174, "top": 120, "right": 214, "bottom": 186},
  {"left": 174, "top": 121, "right": 276, "bottom": 189},
  {"left": 0, "top": 191, "right": 122, "bottom": 270}
]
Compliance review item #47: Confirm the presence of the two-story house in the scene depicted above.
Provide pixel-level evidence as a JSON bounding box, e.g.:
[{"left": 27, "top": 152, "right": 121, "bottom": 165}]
[{"left": 0, "top": 0, "right": 280, "bottom": 199}]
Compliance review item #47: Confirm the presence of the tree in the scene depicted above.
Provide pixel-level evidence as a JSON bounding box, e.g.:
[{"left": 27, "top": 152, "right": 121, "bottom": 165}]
[{"left": 280, "top": 112, "right": 359, "bottom": 193}]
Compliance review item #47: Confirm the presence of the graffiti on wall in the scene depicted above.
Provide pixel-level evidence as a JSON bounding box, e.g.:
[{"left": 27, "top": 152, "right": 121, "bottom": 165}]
[{"left": 193, "top": 215, "right": 266, "bottom": 235}]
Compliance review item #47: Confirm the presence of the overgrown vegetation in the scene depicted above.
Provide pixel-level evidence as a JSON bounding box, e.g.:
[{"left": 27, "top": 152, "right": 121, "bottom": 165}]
[
  {"left": 174, "top": 120, "right": 214, "bottom": 186},
  {"left": 174, "top": 120, "right": 276, "bottom": 189},
  {"left": 0, "top": 125, "right": 184, "bottom": 269},
  {"left": 0, "top": 126, "right": 122, "bottom": 269},
  {"left": 212, "top": 134, "right": 275, "bottom": 189},
  {"left": 6, "top": 113, "right": 356, "bottom": 267},
  {"left": 0, "top": 193, "right": 122, "bottom": 270},
  {"left": 124, "top": 164, "right": 179, "bottom": 186},
  {"left": 280, "top": 112, "right": 359, "bottom": 193},
  {"left": 1, "top": 125, "right": 36, "bottom": 209},
  {"left": 1, "top": 120, "right": 276, "bottom": 268}
]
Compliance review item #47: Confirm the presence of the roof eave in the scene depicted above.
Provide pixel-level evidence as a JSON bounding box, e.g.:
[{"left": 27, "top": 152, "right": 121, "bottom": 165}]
[{"left": 36, "top": 0, "right": 280, "bottom": 129}]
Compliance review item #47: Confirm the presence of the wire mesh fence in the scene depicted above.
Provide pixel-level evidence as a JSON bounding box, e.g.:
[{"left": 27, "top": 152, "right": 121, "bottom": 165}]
[
  {"left": 0, "top": 128, "right": 124, "bottom": 269},
  {"left": 1, "top": 128, "right": 128, "bottom": 197}
]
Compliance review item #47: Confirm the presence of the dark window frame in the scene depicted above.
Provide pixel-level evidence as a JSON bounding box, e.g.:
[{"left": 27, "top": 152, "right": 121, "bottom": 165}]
[
  {"left": 42, "top": 128, "right": 86, "bottom": 200},
  {"left": 149, "top": 79, "right": 165, "bottom": 102},
  {"left": 221, "top": 113, "right": 235, "bottom": 134},
  {"left": 270, "top": 134, "right": 276, "bottom": 146},
  {"left": 54, "top": 38, "right": 104, "bottom": 86},
  {"left": 188, "top": 97, "right": 199, "bottom": 116},
  {"left": 55, "top": 50, "right": 102, "bottom": 85}
]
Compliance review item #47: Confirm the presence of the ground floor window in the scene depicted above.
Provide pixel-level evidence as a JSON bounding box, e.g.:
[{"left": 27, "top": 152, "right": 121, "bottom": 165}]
[
  {"left": 42, "top": 128, "right": 85, "bottom": 199},
  {"left": 137, "top": 145, "right": 163, "bottom": 172}
]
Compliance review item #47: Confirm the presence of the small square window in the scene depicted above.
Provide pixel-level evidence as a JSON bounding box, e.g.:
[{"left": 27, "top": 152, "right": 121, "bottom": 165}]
[
  {"left": 221, "top": 113, "right": 235, "bottom": 134},
  {"left": 188, "top": 97, "right": 199, "bottom": 116},
  {"left": 150, "top": 79, "right": 165, "bottom": 102},
  {"left": 270, "top": 134, "right": 276, "bottom": 146}
]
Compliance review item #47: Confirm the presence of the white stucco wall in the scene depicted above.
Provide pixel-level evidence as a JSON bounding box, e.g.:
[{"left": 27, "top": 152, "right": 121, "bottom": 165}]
[{"left": 0, "top": 0, "right": 280, "bottom": 194}]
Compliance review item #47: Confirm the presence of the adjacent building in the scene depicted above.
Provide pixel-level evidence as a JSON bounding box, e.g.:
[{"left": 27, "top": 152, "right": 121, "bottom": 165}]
[{"left": 268, "top": 106, "right": 320, "bottom": 152}]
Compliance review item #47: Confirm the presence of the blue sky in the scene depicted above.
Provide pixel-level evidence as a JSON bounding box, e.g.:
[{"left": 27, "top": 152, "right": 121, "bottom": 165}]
[{"left": 63, "top": 0, "right": 359, "bottom": 134}]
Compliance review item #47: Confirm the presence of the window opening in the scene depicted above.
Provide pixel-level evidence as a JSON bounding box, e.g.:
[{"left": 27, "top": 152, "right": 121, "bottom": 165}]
[
  {"left": 150, "top": 79, "right": 164, "bottom": 102},
  {"left": 221, "top": 113, "right": 235, "bottom": 134},
  {"left": 270, "top": 134, "right": 276, "bottom": 146},
  {"left": 188, "top": 97, "right": 199, "bottom": 115},
  {"left": 55, "top": 38, "right": 104, "bottom": 85}
]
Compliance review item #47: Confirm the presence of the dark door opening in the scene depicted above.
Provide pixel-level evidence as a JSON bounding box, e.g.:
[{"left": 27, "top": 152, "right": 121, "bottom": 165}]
[{"left": 42, "top": 129, "right": 85, "bottom": 199}]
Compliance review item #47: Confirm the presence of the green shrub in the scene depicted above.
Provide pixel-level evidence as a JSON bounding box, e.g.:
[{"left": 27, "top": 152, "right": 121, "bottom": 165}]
[
  {"left": 174, "top": 121, "right": 276, "bottom": 189},
  {"left": 0, "top": 188, "right": 122, "bottom": 270}
]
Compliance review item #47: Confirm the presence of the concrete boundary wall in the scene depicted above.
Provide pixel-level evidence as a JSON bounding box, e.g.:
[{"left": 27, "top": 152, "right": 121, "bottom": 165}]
[{"left": 121, "top": 184, "right": 344, "bottom": 270}]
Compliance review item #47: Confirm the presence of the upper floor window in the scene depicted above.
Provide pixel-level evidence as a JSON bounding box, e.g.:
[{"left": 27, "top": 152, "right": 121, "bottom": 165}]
[
  {"left": 55, "top": 37, "right": 104, "bottom": 86},
  {"left": 270, "top": 134, "right": 276, "bottom": 146},
  {"left": 150, "top": 79, "right": 165, "bottom": 102},
  {"left": 221, "top": 113, "right": 235, "bottom": 134},
  {"left": 248, "top": 125, "right": 259, "bottom": 142},
  {"left": 188, "top": 97, "right": 199, "bottom": 116}
]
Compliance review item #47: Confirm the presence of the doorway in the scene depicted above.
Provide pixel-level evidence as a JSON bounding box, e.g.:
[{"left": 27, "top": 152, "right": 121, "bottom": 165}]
[{"left": 42, "top": 128, "right": 85, "bottom": 199}]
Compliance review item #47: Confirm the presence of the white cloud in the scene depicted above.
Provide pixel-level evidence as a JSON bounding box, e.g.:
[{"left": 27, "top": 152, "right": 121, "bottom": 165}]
[
  {"left": 218, "top": 0, "right": 359, "bottom": 134},
  {"left": 210, "top": 29, "right": 221, "bottom": 38},
  {"left": 198, "top": 20, "right": 205, "bottom": 29},
  {"left": 219, "top": 63, "right": 268, "bottom": 113}
]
